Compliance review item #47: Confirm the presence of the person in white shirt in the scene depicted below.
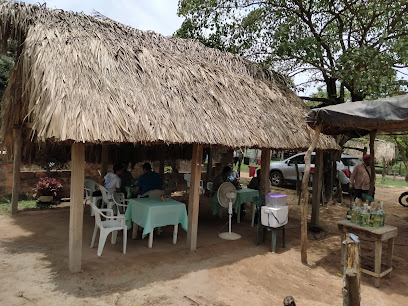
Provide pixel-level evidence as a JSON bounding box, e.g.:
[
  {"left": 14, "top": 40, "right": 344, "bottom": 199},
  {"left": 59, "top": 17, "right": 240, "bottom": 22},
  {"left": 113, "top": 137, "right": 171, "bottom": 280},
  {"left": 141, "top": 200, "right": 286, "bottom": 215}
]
[{"left": 103, "top": 163, "right": 124, "bottom": 199}]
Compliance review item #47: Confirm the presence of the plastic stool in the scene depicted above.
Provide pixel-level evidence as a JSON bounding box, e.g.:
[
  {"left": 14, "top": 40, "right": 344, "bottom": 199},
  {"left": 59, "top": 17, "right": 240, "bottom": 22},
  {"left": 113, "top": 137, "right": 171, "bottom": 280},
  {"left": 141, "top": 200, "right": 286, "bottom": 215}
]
[{"left": 262, "top": 225, "right": 285, "bottom": 253}]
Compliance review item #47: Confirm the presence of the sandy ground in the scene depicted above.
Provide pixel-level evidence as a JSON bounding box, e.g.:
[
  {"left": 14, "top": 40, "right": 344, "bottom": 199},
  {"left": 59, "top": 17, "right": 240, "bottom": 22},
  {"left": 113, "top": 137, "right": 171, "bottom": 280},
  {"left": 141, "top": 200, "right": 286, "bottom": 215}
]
[{"left": 0, "top": 185, "right": 407, "bottom": 306}]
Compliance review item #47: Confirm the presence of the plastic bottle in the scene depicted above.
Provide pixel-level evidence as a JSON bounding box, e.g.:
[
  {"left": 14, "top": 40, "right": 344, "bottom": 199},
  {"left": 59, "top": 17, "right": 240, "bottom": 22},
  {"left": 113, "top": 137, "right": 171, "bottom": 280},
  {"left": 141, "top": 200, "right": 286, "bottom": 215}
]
[
  {"left": 346, "top": 206, "right": 352, "bottom": 220},
  {"left": 359, "top": 203, "right": 369, "bottom": 227},
  {"left": 374, "top": 201, "right": 386, "bottom": 227},
  {"left": 350, "top": 200, "right": 361, "bottom": 224},
  {"left": 369, "top": 202, "right": 377, "bottom": 227}
]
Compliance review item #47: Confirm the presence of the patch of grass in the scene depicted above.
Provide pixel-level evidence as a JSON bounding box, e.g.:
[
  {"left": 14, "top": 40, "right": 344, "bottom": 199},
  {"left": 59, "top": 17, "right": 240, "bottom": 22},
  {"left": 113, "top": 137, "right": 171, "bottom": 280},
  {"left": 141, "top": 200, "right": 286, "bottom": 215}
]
[
  {"left": 0, "top": 200, "right": 38, "bottom": 214},
  {"left": 391, "top": 161, "right": 406, "bottom": 176},
  {"left": 233, "top": 162, "right": 259, "bottom": 174},
  {"left": 376, "top": 178, "right": 408, "bottom": 188}
]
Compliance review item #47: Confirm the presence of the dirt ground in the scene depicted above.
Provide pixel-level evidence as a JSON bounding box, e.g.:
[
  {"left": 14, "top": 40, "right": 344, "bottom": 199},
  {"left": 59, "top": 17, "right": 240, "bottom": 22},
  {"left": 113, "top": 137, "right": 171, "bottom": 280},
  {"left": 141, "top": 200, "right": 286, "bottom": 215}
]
[{"left": 0, "top": 185, "right": 407, "bottom": 306}]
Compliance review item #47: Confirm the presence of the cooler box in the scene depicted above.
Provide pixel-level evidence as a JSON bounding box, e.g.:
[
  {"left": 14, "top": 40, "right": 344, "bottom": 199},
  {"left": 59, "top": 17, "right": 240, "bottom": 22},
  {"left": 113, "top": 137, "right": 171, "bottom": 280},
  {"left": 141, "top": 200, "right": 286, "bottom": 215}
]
[
  {"left": 265, "top": 193, "right": 287, "bottom": 207},
  {"left": 261, "top": 206, "right": 288, "bottom": 228}
]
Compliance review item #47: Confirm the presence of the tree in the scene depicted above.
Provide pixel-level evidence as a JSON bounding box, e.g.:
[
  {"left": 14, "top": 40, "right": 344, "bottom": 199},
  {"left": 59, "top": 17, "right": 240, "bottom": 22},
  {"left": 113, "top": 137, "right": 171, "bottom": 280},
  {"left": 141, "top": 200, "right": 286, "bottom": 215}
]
[
  {"left": 0, "top": 54, "right": 13, "bottom": 101},
  {"left": 177, "top": 0, "right": 408, "bottom": 103}
]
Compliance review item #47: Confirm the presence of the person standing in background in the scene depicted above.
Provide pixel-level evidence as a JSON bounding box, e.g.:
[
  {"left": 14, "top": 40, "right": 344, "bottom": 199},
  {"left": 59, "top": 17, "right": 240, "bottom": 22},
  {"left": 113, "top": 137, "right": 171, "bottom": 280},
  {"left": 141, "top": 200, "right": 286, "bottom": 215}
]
[{"left": 349, "top": 154, "right": 373, "bottom": 200}]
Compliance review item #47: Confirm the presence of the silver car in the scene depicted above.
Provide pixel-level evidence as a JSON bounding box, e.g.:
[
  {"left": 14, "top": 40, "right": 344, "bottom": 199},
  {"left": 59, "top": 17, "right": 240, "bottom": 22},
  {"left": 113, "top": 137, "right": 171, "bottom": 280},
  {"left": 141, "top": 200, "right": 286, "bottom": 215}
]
[{"left": 269, "top": 152, "right": 359, "bottom": 187}]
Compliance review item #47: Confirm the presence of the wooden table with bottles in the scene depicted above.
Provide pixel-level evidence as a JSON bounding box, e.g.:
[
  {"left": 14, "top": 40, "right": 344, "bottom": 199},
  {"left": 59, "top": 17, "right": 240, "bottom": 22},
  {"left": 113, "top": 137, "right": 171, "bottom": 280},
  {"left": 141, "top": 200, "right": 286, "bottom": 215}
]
[{"left": 337, "top": 220, "right": 398, "bottom": 287}]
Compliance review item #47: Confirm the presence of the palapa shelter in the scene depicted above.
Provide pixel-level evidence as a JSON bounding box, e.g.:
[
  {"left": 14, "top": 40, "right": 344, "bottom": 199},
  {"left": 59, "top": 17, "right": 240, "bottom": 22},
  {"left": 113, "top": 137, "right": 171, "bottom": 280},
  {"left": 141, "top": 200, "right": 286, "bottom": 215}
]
[{"left": 0, "top": 1, "right": 337, "bottom": 272}]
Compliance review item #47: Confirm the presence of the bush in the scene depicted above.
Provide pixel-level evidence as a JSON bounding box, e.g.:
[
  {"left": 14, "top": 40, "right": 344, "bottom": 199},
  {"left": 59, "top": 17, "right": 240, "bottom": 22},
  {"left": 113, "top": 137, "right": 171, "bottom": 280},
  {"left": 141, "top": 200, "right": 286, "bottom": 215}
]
[{"left": 34, "top": 177, "right": 63, "bottom": 197}]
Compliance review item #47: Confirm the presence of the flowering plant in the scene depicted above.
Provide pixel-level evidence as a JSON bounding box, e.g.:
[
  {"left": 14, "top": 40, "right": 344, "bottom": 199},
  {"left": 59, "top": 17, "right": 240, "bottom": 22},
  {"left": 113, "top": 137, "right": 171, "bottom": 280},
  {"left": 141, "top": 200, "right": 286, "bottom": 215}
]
[{"left": 35, "top": 177, "right": 63, "bottom": 197}]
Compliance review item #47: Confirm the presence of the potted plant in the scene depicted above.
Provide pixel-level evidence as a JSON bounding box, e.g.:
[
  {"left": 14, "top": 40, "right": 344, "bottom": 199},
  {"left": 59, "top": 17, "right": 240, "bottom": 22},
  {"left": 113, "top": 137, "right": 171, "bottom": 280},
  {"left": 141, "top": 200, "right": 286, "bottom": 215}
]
[{"left": 35, "top": 177, "right": 63, "bottom": 204}]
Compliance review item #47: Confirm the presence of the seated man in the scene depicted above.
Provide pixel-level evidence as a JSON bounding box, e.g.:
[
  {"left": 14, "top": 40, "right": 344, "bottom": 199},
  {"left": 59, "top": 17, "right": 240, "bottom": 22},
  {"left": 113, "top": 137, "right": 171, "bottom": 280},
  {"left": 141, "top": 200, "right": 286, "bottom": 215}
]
[
  {"left": 103, "top": 163, "right": 125, "bottom": 199},
  {"left": 248, "top": 168, "right": 271, "bottom": 191},
  {"left": 134, "top": 163, "right": 163, "bottom": 196},
  {"left": 213, "top": 166, "right": 240, "bottom": 191}
]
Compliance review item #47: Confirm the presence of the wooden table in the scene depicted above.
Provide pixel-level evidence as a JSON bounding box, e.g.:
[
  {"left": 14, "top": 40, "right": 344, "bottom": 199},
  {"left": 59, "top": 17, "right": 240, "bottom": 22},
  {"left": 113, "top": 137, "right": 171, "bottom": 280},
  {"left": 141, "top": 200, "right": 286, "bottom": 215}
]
[{"left": 337, "top": 220, "right": 397, "bottom": 287}]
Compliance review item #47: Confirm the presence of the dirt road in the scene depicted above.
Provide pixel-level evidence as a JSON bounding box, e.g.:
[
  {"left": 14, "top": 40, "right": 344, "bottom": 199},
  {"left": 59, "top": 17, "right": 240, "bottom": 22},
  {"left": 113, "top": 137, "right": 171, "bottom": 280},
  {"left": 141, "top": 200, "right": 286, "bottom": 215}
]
[{"left": 0, "top": 185, "right": 407, "bottom": 305}]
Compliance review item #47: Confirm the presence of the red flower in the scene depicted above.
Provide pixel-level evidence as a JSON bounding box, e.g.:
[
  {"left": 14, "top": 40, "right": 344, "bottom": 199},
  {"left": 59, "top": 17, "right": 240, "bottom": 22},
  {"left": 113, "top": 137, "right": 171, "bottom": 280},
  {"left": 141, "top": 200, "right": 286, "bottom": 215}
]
[{"left": 35, "top": 177, "right": 63, "bottom": 196}]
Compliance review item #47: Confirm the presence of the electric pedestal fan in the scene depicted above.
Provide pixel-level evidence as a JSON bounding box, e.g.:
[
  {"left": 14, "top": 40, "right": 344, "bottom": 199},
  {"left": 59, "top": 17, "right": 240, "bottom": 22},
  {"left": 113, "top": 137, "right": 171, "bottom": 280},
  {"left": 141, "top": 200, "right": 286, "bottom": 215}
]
[{"left": 217, "top": 182, "right": 241, "bottom": 240}]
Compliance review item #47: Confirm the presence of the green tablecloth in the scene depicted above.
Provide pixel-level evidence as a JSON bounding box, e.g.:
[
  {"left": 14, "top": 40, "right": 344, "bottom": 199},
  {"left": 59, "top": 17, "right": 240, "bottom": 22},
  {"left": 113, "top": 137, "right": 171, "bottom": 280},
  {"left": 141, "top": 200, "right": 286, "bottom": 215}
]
[
  {"left": 125, "top": 198, "right": 188, "bottom": 238},
  {"left": 211, "top": 188, "right": 259, "bottom": 215}
]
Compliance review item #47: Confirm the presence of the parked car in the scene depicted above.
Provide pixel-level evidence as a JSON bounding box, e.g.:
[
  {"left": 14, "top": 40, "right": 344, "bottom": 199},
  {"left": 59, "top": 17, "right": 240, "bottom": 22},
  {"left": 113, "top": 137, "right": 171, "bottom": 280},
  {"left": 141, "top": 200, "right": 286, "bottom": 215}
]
[{"left": 269, "top": 152, "right": 360, "bottom": 191}]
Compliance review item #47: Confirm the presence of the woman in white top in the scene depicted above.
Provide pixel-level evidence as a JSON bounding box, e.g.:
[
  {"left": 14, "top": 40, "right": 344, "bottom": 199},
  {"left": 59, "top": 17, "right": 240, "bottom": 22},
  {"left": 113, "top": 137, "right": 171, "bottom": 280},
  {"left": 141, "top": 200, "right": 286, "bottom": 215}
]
[{"left": 103, "top": 163, "right": 124, "bottom": 199}]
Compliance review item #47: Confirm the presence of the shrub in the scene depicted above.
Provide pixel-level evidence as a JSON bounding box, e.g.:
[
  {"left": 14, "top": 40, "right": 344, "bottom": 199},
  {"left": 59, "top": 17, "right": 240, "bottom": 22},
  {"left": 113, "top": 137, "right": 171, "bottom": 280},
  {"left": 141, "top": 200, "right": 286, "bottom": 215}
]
[{"left": 34, "top": 177, "right": 63, "bottom": 197}]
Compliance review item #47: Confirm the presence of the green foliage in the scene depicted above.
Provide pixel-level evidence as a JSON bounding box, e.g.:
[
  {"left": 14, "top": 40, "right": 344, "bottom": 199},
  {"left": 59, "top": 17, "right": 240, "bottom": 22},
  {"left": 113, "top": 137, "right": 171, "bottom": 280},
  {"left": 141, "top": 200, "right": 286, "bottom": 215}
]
[
  {"left": 0, "top": 54, "right": 13, "bottom": 100},
  {"left": 177, "top": 0, "right": 408, "bottom": 102},
  {"left": 376, "top": 178, "right": 408, "bottom": 188},
  {"left": 0, "top": 200, "right": 37, "bottom": 215}
]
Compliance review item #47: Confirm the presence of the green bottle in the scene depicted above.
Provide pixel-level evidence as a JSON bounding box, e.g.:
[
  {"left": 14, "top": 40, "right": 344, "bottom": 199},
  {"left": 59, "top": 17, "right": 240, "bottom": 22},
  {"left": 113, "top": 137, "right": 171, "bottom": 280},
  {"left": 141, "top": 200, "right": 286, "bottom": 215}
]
[
  {"left": 369, "top": 203, "right": 377, "bottom": 227},
  {"left": 350, "top": 200, "right": 361, "bottom": 224},
  {"left": 375, "top": 201, "right": 386, "bottom": 227},
  {"left": 359, "top": 204, "right": 369, "bottom": 227}
]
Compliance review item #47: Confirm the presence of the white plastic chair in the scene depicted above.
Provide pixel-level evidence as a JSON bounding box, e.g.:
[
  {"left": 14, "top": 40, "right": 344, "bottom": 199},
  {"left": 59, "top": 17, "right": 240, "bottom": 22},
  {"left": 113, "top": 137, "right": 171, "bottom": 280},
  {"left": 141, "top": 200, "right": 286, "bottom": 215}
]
[
  {"left": 112, "top": 191, "right": 129, "bottom": 216},
  {"left": 84, "top": 179, "right": 102, "bottom": 216},
  {"left": 207, "top": 181, "right": 214, "bottom": 197},
  {"left": 184, "top": 173, "right": 204, "bottom": 193},
  {"left": 90, "top": 203, "right": 127, "bottom": 256},
  {"left": 84, "top": 187, "right": 91, "bottom": 210},
  {"left": 98, "top": 184, "right": 114, "bottom": 212}
]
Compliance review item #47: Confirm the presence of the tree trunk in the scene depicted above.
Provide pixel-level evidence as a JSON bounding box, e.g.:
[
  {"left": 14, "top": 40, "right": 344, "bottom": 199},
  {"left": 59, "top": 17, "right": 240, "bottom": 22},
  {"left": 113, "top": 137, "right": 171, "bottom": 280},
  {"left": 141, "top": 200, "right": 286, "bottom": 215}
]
[
  {"left": 301, "top": 125, "right": 322, "bottom": 265},
  {"left": 342, "top": 235, "right": 361, "bottom": 306}
]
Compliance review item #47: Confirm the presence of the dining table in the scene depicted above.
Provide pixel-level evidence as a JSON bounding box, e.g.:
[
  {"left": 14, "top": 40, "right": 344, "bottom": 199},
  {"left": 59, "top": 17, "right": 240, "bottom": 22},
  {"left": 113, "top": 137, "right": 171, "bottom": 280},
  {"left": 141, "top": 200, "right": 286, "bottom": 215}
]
[{"left": 125, "top": 197, "right": 188, "bottom": 248}]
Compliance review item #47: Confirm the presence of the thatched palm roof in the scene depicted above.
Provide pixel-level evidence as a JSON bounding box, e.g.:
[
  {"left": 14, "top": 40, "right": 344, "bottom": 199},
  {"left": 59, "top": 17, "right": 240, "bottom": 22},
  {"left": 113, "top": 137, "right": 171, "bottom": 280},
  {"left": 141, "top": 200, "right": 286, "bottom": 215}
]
[{"left": 0, "top": 1, "right": 337, "bottom": 151}]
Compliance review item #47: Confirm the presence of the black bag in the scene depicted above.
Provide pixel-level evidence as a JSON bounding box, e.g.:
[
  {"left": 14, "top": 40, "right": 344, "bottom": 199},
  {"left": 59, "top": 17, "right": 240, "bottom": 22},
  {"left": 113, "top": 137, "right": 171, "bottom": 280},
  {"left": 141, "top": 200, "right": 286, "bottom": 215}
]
[{"left": 92, "top": 190, "right": 102, "bottom": 197}]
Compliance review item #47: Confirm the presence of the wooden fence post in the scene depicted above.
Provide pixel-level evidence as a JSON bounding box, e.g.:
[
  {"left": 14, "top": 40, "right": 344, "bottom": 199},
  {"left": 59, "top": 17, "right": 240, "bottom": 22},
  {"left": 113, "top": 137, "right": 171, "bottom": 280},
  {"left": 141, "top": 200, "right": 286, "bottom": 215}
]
[{"left": 342, "top": 234, "right": 361, "bottom": 306}]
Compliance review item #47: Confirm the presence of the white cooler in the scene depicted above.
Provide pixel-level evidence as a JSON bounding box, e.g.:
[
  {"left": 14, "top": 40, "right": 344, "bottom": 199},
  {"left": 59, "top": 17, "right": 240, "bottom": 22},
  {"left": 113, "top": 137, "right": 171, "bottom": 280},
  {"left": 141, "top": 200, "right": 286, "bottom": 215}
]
[{"left": 261, "top": 206, "right": 288, "bottom": 228}]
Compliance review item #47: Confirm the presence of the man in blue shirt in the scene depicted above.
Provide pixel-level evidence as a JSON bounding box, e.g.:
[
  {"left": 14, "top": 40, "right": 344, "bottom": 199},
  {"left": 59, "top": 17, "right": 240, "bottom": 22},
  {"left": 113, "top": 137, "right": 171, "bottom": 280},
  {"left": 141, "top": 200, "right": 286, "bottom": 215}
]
[{"left": 135, "top": 163, "right": 163, "bottom": 195}]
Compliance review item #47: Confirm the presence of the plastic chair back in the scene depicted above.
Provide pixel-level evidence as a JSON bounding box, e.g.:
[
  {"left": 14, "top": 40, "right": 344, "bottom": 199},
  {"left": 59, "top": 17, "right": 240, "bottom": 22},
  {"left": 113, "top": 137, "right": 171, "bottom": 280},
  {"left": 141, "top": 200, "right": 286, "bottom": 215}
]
[
  {"left": 84, "top": 179, "right": 98, "bottom": 193},
  {"left": 91, "top": 203, "right": 103, "bottom": 227},
  {"left": 98, "top": 184, "right": 110, "bottom": 206},
  {"left": 184, "top": 173, "right": 191, "bottom": 188},
  {"left": 140, "top": 189, "right": 164, "bottom": 198},
  {"left": 207, "top": 182, "right": 213, "bottom": 191}
]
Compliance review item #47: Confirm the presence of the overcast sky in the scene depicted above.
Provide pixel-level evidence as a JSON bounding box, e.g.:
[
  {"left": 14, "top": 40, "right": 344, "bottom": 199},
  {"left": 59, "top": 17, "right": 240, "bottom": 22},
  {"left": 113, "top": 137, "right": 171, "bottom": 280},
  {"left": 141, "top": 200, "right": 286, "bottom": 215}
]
[{"left": 24, "top": 0, "right": 184, "bottom": 36}]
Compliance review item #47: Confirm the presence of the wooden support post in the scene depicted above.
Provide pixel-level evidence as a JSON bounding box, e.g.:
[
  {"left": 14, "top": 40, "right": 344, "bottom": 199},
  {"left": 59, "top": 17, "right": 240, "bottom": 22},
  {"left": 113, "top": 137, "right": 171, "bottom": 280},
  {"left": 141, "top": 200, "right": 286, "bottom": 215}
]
[
  {"left": 369, "top": 131, "right": 377, "bottom": 197},
  {"left": 69, "top": 142, "right": 85, "bottom": 273},
  {"left": 374, "top": 240, "right": 382, "bottom": 287},
  {"left": 260, "top": 149, "right": 271, "bottom": 196},
  {"left": 101, "top": 144, "right": 108, "bottom": 177},
  {"left": 11, "top": 127, "right": 22, "bottom": 215},
  {"left": 387, "top": 237, "right": 394, "bottom": 279},
  {"left": 342, "top": 234, "right": 361, "bottom": 306},
  {"left": 301, "top": 125, "right": 321, "bottom": 265},
  {"left": 187, "top": 144, "right": 203, "bottom": 251},
  {"left": 311, "top": 150, "right": 323, "bottom": 226}
]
